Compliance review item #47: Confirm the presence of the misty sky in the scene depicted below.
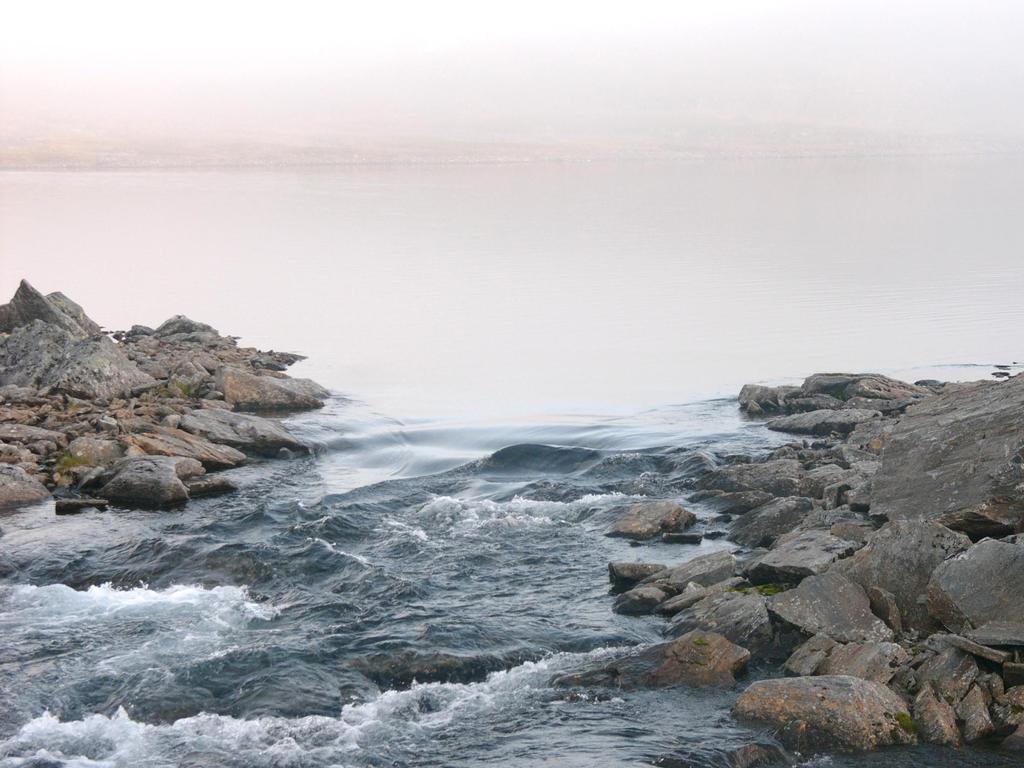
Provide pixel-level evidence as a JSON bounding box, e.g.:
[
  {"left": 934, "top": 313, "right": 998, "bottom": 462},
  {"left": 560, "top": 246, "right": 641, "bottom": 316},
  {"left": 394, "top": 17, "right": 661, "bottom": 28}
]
[{"left": 3, "top": 0, "right": 1024, "bottom": 150}]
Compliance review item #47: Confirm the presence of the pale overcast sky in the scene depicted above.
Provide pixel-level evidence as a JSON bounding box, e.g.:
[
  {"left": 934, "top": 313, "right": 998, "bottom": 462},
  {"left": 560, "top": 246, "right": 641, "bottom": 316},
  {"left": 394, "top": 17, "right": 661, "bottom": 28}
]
[{"left": 2, "top": 0, "right": 1023, "bottom": 148}]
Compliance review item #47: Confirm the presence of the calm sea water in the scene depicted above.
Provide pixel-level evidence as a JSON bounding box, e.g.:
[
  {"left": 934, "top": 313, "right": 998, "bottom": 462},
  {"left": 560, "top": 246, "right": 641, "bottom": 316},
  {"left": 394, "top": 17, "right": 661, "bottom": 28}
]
[{"left": 1, "top": 159, "right": 1022, "bottom": 766}]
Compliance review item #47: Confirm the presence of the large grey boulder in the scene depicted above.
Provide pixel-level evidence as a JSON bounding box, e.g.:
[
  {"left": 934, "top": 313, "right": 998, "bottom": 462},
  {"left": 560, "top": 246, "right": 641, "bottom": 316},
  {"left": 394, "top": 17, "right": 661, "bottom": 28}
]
[
  {"left": 215, "top": 367, "right": 327, "bottom": 412},
  {"left": 0, "top": 280, "right": 97, "bottom": 337},
  {"left": 605, "top": 500, "right": 694, "bottom": 540},
  {"left": 97, "top": 456, "right": 203, "bottom": 508},
  {"left": 731, "top": 497, "right": 814, "bottom": 548},
  {"left": 0, "top": 320, "right": 153, "bottom": 400},
  {"left": 927, "top": 539, "right": 1024, "bottom": 633},
  {"left": 745, "top": 530, "right": 858, "bottom": 585},
  {"left": 178, "top": 408, "right": 306, "bottom": 455},
  {"left": 667, "top": 592, "right": 777, "bottom": 657},
  {"left": 767, "top": 409, "right": 881, "bottom": 436},
  {"left": 734, "top": 675, "right": 916, "bottom": 751},
  {"left": 835, "top": 520, "right": 971, "bottom": 633},
  {"left": 0, "top": 465, "right": 50, "bottom": 508},
  {"left": 767, "top": 571, "right": 893, "bottom": 643},
  {"left": 695, "top": 459, "right": 805, "bottom": 498},
  {"left": 553, "top": 630, "right": 750, "bottom": 689},
  {"left": 870, "top": 375, "right": 1024, "bottom": 537}
]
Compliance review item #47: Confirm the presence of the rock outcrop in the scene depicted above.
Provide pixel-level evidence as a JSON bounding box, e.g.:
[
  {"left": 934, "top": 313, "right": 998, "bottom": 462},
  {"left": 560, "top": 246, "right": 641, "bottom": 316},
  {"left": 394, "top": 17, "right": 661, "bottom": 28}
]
[
  {"left": 734, "top": 675, "right": 917, "bottom": 751},
  {"left": 927, "top": 539, "right": 1024, "bottom": 633}
]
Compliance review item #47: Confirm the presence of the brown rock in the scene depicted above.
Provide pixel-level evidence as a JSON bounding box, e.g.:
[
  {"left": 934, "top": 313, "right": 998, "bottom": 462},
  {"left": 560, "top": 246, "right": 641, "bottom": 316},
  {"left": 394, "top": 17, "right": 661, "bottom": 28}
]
[
  {"left": 957, "top": 684, "right": 995, "bottom": 742},
  {"left": 606, "top": 500, "right": 694, "bottom": 540},
  {"left": 817, "top": 641, "right": 909, "bottom": 684},
  {"left": 215, "top": 366, "right": 327, "bottom": 412},
  {"left": 914, "top": 684, "right": 963, "bottom": 746}
]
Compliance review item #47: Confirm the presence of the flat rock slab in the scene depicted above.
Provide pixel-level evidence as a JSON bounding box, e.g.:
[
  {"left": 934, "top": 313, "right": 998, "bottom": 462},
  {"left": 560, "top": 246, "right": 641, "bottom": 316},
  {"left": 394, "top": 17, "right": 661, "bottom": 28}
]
[
  {"left": 179, "top": 408, "right": 306, "bottom": 456},
  {"left": 745, "top": 530, "right": 858, "bottom": 585},
  {"left": 54, "top": 497, "right": 109, "bottom": 515},
  {"left": 767, "top": 409, "right": 881, "bottom": 436},
  {"left": 768, "top": 571, "right": 893, "bottom": 643},
  {"left": 835, "top": 520, "right": 971, "bottom": 634},
  {"left": 927, "top": 539, "right": 1024, "bottom": 633},
  {"left": 967, "top": 621, "right": 1024, "bottom": 647},
  {"left": 605, "top": 501, "right": 695, "bottom": 540},
  {"left": 553, "top": 630, "right": 750, "bottom": 689},
  {"left": 870, "top": 374, "right": 1024, "bottom": 537},
  {"left": 126, "top": 427, "right": 247, "bottom": 470},
  {"left": 734, "top": 675, "right": 917, "bottom": 752}
]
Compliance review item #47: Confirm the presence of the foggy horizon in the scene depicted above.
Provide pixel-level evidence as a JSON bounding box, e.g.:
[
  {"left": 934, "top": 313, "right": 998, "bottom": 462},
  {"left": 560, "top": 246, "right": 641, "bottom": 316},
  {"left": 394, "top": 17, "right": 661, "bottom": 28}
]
[{"left": 4, "top": 0, "right": 1024, "bottom": 166}]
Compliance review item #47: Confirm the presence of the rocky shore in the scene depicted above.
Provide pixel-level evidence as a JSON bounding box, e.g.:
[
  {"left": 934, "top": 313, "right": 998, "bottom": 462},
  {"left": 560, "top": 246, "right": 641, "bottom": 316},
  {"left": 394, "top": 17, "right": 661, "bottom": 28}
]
[
  {"left": 591, "top": 371, "right": 1024, "bottom": 763},
  {"left": 0, "top": 280, "right": 327, "bottom": 512}
]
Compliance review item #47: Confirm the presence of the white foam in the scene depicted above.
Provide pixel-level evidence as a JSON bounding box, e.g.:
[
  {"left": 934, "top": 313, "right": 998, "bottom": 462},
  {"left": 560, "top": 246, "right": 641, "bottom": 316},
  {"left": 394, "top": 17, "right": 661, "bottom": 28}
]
[
  {"left": 0, "top": 647, "right": 618, "bottom": 767},
  {"left": 417, "top": 492, "right": 626, "bottom": 531}
]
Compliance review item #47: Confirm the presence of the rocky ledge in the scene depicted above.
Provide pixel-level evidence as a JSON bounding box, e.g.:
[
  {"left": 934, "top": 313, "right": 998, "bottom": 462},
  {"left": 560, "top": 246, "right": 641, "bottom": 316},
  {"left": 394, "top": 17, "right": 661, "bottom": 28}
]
[
  {"left": 578, "top": 370, "right": 1024, "bottom": 763},
  {"left": 0, "top": 279, "right": 328, "bottom": 511}
]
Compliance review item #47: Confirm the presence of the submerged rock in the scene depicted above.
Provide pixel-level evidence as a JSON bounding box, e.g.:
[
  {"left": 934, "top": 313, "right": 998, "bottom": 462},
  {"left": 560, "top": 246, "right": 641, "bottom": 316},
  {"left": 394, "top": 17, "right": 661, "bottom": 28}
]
[
  {"left": 734, "top": 675, "right": 917, "bottom": 751},
  {"left": 554, "top": 630, "right": 750, "bottom": 689}
]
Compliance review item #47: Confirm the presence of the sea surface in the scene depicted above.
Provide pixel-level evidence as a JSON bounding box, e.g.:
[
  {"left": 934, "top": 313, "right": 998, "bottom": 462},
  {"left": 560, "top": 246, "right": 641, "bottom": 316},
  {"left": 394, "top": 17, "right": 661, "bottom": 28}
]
[{"left": 1, "top": 158, "right": 1023, "bottom": 766}]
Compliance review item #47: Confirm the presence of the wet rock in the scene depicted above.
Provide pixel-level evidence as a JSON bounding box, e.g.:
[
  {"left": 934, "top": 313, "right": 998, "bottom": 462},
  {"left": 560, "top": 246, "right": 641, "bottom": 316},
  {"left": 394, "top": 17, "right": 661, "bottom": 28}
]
[
  {"left": 125, "top": 427, "right": 247, "bottom": 470},
  {"left": 667, "top": 592, "right": 776, "bottom": 657},
  {"left": 606, "top": 500, "right": 695, "bottom": 540},
  {"left": 957, "top": 684, "right": 995, "bottom": 743},
  {"left": 612, "top": 585, "right": 670, "bottom": 616},
  {"left": 784, "top": 634, "right": 838, "bottom": 676},
  {"left": 738, "top": 384, "right": 797, "bottom": 415},
  {"left": 608, "top": 561, "right": 666, "bottom": 590},
  {"left": 730, "top": 496, "right": 814, "bottom": 548},
  {"left": 767, "top": 571, "right": 893, "bottom": 643},
  {"left": 745, "top": 530, "right": 858, "bottom": 585},
  {"left": 553, "top": 630, "right": 750, "bottom": 689},
  {"left": 734, "top": 675, "right": 917, "bottom": 751},
  {"left": 179, "top": 408, "right": 306, "bottom": 456},
  {"left": 767, "top": 409, "right": 881, "bottom": 437},
  {"left": 967, "top": 621, "right": 1024, "bottom": 648},
  {"left": 917, "top": 646, "right": 979, "bottom": 704},
  {"left": 871, "top": 374, "right": 1024, "bottom": 537},
  {"left": 817, "top": 641, "right": 908, "bottom": 684},
  {"left": 215, "top": 366, "right": 327, "bottom": 412},
  {"left": 662, "top": 531, "right": 703, "bottom": 544},
  {"left": 1003, "top": 722, "right": 1024, "bottom": 752},
  {"left": 913, "top": 684, "right": 963, "bottom": 746},
  {"left": 0, "top": 320, "right": 154, "bottom": 400},
  {"left": 927, "top": 538, "right": 1024, "bottom": 633},
  {"left": 184, "top": 475, "right": 238, "bottom": 497},
  {"left": 0, "top": 465, "right": 50, "bottom": 508},
  {"left": 695, "top": 459, "right": 805, "bottom": 499},
  {"left": 835, "top": 520, "right": 971, "bottom": 633},
  {"left": 54, "top": 497, "right": 109, "bottom": 514},
  {"left": 97, "top": 456, "right": 203, "bottom": 508}
]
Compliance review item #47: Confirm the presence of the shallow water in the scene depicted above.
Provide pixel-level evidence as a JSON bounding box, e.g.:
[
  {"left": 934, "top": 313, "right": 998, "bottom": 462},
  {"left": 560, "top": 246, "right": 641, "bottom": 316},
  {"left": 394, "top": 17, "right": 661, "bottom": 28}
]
[{"left": 2, "top": 390, "right": 1022, "bottom": 767}]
